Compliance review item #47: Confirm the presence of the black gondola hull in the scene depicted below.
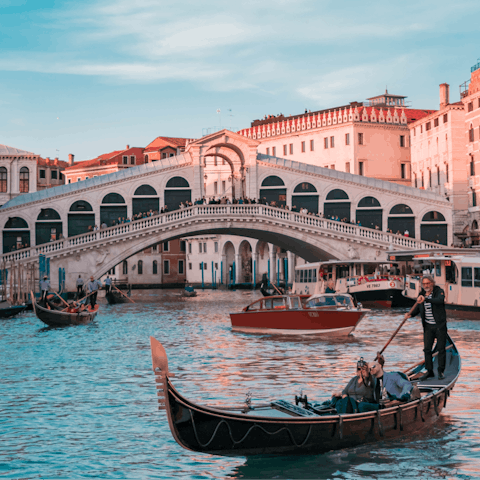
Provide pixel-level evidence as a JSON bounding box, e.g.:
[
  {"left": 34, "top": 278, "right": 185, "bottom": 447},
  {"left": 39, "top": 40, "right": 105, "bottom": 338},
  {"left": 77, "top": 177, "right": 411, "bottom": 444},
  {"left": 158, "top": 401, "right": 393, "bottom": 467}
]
[{"left": 33, "top": 301, "right": 98, "bottom": 327}]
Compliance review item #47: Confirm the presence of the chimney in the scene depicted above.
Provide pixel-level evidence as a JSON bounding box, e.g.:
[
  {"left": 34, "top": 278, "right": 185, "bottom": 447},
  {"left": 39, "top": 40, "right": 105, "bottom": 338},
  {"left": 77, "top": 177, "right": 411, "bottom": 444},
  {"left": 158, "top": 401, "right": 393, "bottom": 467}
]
[
  {"left": 54, "top": 157, "right": 58, "bottom": 165},
  {"left": 440, "top": 83, "right": 449, "bottom": 108},
  {"left": 68, "top": 154, "right": 74, "bottom": 166},
  {"left": 126, "top": 145, "right": 130, "bottom": 150},
  {"left": 46, "top": 157, "right": 50, "bottom": 164}
]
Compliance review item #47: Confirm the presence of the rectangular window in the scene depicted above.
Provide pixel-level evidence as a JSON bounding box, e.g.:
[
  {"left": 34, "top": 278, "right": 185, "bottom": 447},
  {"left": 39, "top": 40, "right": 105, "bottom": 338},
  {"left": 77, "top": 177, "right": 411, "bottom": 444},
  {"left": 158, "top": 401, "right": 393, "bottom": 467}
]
[
  {"left": 163, "top": 241, "right": 169, "bottom": 252},
  {"left": 214, "top": 181, "right": 218, "bottom": 195},
  {"left": 68, "top": 179, "right": 71, "bottom": 184},
  {"left": 266, "top": 148, "right": 270, "bottom": 155},
  {"left": 153, "top": 261, "right": 158, "bottom": 274},
  {"left": 443, "top": 113, "right": 448, "bottom": 123},
  {"left": 470, "top": 158, "right": 475, "bottom": 176},
  {"left": 400, "top": 135, "right": 405, "bottom": 147},
  {"left": 469, "top": 128, "right": 475, "bottom": 142},
  {"left": 188, "top": 243, "right": 192, "bottom": 254},
  {"left": 474, "top": 267, "right": 480, "bottom": 287},
  {"left": 330, "top": 164, "right": 335, "bottom": 170},
  {"left": 123, "top": 261, "right": 128, "bottom": 275},
  {"left": 163, "top": 260, "right": 170, "bottom": 275},
  {"left": 272, "top": 146, "right": 276, "bottom": 156},
  {"left": 51, "top": 170, "right": 58, "bottom": 179},
  {"left": 345, "top": 133, "right": 350, "bottom": 145},
  {"left": 401, "top": 163, "right": 406, "bottom": 179},
  {"left": 214, "top": 241, "right": 218, "bottom": 253},
  {"left": 473, "top": 191, "right": 477, "bottom": 207},
  {"left": 468, "top": 102, "right": 473, "bottom": 112},
  {"left": 434, "top": 118, "right": 439, "bottom": 127},
  {"left": 310, "top": 139, "right": 314, "bottom": 151},
  {"left": 330, "top": 136, "right": 335, "bottom": 148},
  {"left": 178, "top": 260, "right": 184, "bottom": 275},
  {"left": 462, "top": 267, "right": 473, "bottom": 287},
  {"left": 289, "top": 144, "right": 293, "bottom": 154},
  {"left": 345, "top": 162, "right": 350, "bottom": 173},
  {"left": 301, "top": 141, "right": 305, "bottom": 153},
  {"left": 77, "top": 177, "right": 81, "bottom": 182},
  {"left": 180, "top": 240, "right": 186, "bottom": 252},
  {"left": 203, "top": 242, "right": 207, "bottom": 253},
  {"left": 85, "top": 176, "right": 89, "bottom": 180},
  {"left": 189, "top": 262, "right": 192, "bottom": 270},
  {"left": 152, "top": 244, "right": 158, "bottom": 252},
  {"left": 359, "top": 161, "right": 364, "bottom": 176},
  {"left": 199, "top": 243, "right": 202, "bottom": 253},
  {"left": 59, "top": 172, "right": 63, "bottom": 180},
  {"left": 170, "top": 153, "right": 174, "bottom": 157},
  {"left": 130, "top": 156, "right": 135, "bottom": 165},
  {"left": 40, "top": 169, "right": 46, "bottom": 179},
  {"left": 426, "top": 122, "right": 431, "bottom": 131},
  {"left": 122, "top": 156, "right": 128, "bottom": 165},
  {"left": 222, "top": 181, "right": 226, "bottom": 193},
  {"left": 358, "top": 133, "right": 364, "bottom": 145},
  {"left": 203, "top": 262, "right": 207, "bottom": 270},
  {"left": 324, "top": 137, "right": 328, "bottom": 149},
  {"left": 283, "top": 145, "right": 287, "bottom": 155}
]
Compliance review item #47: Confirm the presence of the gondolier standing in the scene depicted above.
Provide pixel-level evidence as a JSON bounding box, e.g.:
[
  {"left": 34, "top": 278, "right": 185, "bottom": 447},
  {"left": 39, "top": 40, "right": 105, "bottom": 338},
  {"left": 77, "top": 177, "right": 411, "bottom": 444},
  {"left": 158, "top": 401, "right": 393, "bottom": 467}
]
[
  {"left": 86, "top": 276, "right": 101, "bottom": 308},
  {"left": 404, "top": 275, "right": 447, "bottom": 380},
  {"left": 76, "top": 275, "right": 84, "bottom": 298},
  {"left": 104, "top": 275, "right": 112, "bottom": 295},
  {"left": 40, "top": 276, "right": 50, "bottom": 302}
]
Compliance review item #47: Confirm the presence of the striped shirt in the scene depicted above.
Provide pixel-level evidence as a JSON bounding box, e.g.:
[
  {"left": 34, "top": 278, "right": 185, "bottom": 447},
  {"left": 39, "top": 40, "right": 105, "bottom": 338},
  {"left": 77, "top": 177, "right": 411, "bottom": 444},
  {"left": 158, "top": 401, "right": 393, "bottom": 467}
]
[{"left": 424, "top": 293, "right": 436, "bottom": 324}]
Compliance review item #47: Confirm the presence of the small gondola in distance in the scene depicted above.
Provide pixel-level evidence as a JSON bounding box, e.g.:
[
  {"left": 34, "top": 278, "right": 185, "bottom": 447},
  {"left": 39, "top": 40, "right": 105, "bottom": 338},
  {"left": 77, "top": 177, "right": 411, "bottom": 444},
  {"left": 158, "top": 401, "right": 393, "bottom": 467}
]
[
  {"left": 0, "top": 304, "right": 27, "bottom": 319},
  {"left": 150, "top": 335, "right": 461, "bottom": 457},
  {"left": 33, "top": 298, "right": 99, "bottom": 327}
]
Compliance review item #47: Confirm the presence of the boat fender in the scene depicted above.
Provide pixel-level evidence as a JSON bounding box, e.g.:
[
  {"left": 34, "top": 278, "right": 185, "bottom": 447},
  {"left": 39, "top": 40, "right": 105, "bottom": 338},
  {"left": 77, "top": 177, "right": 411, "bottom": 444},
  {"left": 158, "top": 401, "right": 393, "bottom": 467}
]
[{"left": 376, "top": 410, "right": 384, "bottom": 437}]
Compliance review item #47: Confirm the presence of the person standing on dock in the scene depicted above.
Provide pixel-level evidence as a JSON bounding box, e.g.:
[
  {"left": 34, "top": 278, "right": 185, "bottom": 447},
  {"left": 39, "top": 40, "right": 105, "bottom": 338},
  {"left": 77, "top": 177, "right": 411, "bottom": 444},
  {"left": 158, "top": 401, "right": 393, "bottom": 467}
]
[
  {"left": 86, "top": 276, "right": 101, "bottom": 308},
  {"left": 76, "top": 275, "right": 84, "bottom": 298},
  {"left": 40, "top": 276, "right": 50, "bottom": 302},
  {"left": 403, "top": 275, "right": 447, "bottom": 381},
  {"left": 104, "top": 275, "right": 112, "bottom": 295}
]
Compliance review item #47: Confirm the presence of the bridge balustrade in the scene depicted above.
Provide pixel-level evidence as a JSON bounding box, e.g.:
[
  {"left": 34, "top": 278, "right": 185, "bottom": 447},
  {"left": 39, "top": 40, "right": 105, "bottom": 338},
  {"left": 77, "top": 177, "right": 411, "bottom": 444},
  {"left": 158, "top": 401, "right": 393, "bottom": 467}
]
[{"left": 0, "top": 205, "right": 440, "bottom": 266}]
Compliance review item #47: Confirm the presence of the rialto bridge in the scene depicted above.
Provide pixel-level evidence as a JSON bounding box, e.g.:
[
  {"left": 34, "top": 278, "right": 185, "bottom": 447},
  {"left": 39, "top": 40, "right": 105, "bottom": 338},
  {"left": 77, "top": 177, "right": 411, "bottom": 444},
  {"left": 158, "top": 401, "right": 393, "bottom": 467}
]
[{"left": 0, "top": 130, "right": 452, "bottom": 291}]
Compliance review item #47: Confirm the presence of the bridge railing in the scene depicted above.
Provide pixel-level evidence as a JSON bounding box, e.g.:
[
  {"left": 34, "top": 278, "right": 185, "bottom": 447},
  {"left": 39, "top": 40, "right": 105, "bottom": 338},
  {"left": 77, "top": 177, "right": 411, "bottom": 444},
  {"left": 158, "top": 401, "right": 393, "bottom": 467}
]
[{"left": 0, "top": 205, "right": 439, "bottom": 265}]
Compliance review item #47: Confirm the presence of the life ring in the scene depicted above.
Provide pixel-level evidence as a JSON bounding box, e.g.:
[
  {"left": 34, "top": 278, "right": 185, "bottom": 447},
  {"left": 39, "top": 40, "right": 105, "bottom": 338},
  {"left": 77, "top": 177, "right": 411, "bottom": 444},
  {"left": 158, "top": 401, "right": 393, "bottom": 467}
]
[{"left": 389, "top": 281, "right": 395, "bottom": 288}]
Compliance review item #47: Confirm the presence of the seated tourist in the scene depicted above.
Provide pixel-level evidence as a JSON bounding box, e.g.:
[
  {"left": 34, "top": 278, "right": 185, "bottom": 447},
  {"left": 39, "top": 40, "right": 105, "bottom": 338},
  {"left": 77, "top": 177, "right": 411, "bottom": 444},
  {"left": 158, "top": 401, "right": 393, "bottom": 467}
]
[
  {"left": 325, "top": 280, "right": 336, "bottom": 293},
  {"left": 369, "top": 361, "right": 419, "bottom": 403},
  {"left": 330, "top": 358, "right": 379, "bottom": 413}
]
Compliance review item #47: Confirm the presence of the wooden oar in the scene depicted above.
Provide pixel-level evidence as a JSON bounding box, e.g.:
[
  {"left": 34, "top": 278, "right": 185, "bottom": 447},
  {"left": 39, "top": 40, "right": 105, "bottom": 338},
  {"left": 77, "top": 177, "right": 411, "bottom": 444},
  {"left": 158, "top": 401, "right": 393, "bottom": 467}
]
[
  {"left": 53, "top": 290, "right": 69, "bottom": 307},
  {"left": 113, "top": 284, "right": 135, "bottom": 303},
  {"left": 375, "top": 300, "right": 420, "bottom": 361},
  {"left": 272, "top": 283, "right": 283, "bottom": 295}
]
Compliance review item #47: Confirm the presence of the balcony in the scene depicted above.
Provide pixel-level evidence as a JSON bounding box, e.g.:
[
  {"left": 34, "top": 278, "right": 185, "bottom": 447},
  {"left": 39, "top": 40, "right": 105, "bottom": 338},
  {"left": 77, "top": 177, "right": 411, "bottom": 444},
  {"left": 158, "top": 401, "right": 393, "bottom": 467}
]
[{"left": 460, "top": 79, "right": 471, "bottom": 99}]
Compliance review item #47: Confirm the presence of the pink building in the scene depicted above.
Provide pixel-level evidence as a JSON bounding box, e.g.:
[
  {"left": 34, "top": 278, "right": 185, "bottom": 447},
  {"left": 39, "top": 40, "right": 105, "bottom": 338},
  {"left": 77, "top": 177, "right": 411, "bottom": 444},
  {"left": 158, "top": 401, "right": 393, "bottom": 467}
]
[{"left": 239, "top": 92, "right": 435, "bottom": 186}]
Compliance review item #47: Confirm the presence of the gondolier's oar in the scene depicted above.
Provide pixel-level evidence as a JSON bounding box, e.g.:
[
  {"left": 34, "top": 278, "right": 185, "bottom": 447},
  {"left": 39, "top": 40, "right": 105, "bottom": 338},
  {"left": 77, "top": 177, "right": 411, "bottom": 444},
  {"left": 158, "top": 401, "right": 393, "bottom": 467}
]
[
  {"left": 375, "top": 300, "right": 420, "bottom": 361},
  {"left": 75, "top": 290, "right": 97, "bottom": 304},
  {"left": 272, "top": 283, "right": 283, "bottom": 295},
  {"left": 113, "top": 284, "right": 135, "bottom": 303},
  {"left": 53, "top": 291, "right": 69, "bottom": 307}
]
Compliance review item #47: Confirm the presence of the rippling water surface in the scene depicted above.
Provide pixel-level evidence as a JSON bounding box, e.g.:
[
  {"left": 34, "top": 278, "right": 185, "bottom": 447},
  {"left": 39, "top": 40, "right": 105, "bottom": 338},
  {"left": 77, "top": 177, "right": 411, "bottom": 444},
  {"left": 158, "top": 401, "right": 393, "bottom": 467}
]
[{"left": 1, "top": 290, "right": 480, "bottom": 479}]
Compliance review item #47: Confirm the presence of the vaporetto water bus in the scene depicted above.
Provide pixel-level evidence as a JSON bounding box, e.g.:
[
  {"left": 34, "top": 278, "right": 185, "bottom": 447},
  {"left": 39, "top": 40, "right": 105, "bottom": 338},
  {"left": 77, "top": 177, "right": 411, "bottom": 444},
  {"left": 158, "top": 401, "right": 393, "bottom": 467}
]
[
  {"left": 388, "top": 249, "right": 480, "bottom": 319},
  {"left": 292, "top": 260, "right": 410, "bottom": 308}
]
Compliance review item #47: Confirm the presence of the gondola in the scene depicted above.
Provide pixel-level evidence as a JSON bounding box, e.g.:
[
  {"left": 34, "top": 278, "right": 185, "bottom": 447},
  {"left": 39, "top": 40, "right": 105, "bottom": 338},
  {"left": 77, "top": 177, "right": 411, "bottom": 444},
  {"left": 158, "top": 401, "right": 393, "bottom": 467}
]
[
  {"left": 259, "top": 282, "right": 285, "bottom": 297},
  {"left": 106, "top": 288, "right": 131, "bottom": 304},
  {"left": 150, "top": 335, "right": 461, "bottom": 456},
  {"left": 0, "top": 304, "right": 27, "bottom": 318},
  {"left": 181, "top": 290, "right": 197, "bottom": 298},
  {"left": 32, "top": 298, "right": 99, "bottom": 327}
]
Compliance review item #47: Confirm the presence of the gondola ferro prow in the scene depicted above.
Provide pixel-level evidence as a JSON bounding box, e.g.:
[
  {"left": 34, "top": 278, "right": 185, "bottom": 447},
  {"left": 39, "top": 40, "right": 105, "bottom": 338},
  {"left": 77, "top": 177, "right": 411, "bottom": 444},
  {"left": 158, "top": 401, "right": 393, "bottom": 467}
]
[{"left": 150, "top": 337, "right": 175, "bottom": 411}]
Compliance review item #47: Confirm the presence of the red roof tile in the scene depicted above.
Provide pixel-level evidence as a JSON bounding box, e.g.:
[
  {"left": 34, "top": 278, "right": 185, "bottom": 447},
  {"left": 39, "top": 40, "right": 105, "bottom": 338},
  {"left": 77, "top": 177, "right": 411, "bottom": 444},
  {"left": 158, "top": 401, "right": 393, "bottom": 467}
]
[{"left": 144, "top": 136, "right": 188, "bottom": 152}]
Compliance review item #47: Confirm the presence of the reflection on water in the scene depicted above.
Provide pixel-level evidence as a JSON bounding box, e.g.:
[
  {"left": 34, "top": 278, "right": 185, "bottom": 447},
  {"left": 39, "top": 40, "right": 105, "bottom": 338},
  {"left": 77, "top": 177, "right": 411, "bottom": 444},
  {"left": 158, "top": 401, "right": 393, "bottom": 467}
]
[{"left": 1, "top": 289, "right": 479, "bottom": 479}]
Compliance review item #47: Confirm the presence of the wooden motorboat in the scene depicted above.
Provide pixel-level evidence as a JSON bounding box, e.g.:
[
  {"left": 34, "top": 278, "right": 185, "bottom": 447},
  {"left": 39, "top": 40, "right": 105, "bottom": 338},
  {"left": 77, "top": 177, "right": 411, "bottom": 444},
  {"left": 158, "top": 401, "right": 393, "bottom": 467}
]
[
  {"left": 230, "top": 293, "right": 368, "bottom": 335},
  {"left": 150, "top": 335, "right": 461, "bottom": 457},
  {"left": 32, "top": 298, "right": 99, "bottom": 327},
  {"left": 0, "top": 304, "right": 27, "bottom": 318}
]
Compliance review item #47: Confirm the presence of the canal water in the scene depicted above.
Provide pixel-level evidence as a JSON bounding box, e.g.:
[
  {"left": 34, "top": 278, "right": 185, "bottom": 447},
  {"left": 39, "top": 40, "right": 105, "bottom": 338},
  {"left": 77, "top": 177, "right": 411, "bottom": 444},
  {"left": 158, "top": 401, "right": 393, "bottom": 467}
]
[{"left": 1, "top": 290, "right": 479, "bottom": 479}]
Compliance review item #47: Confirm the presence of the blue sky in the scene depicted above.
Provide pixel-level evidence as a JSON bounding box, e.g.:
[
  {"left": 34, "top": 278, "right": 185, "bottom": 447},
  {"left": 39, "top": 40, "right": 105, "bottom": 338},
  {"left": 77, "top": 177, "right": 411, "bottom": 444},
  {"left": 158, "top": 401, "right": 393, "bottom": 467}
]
[{"left": 1, "top": 0, "right": 479, "bottom": 161}]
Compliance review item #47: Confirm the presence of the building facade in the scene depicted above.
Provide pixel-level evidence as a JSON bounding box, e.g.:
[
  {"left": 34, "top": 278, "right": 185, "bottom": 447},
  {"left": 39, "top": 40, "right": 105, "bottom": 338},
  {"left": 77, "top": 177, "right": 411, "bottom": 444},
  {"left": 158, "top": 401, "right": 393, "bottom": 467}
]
[
  {"left": 37, "top": 157, "right": 69, "bottom": 191},
  {"left": 238, "top": 92, "right": 435, "bottom": 187}
]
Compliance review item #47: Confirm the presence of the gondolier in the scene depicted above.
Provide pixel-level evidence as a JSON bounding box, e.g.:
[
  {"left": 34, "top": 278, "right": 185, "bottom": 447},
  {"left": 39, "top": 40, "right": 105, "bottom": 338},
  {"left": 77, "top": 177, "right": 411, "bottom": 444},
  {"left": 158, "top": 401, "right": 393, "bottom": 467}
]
[
  {"left": 76, "top": 275, "right": 84, "bottom": 297},
  {"left": 40, "top": 276, "right": 50, "bottom": 302},
  {"left": 104, "top": 275, "right": 112, "bottom": 294},
  {"left": 86, "top": 276, "right": 101, "bottom": 308},
  {"left": 404, "top": 275, "right": 447, "bottom": 380}
]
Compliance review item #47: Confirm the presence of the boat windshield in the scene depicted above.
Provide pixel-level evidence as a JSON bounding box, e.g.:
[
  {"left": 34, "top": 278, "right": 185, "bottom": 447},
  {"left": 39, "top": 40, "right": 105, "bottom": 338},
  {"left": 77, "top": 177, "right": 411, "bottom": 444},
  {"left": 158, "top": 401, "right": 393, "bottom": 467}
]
[{"left": 305, "top": 295, "right": 354, "bottom": 308}]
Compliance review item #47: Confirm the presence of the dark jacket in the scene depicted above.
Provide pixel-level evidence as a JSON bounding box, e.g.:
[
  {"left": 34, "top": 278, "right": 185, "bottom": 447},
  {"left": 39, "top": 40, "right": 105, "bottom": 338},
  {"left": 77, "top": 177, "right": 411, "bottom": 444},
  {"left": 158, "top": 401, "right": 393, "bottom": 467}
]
[{"left": 410, "top": 285, "right": 447, "bottom": 328}]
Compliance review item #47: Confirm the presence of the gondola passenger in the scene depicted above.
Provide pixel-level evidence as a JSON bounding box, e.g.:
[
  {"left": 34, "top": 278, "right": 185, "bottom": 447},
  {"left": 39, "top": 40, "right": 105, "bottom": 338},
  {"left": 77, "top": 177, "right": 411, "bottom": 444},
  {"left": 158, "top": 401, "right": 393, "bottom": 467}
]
[
  {"left": 369, "top": 361, "right": 419, "bottom": 403},
  {"left": 331, "top": 358, "right": 379, "bottom": 413}
]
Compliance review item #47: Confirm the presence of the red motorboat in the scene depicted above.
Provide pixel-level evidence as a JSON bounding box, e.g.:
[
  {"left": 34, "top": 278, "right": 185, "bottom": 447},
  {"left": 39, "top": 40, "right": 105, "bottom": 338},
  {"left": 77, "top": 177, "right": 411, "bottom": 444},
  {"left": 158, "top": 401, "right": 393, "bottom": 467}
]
[{"left": 230, "top": 293, "right": 369, "bottom": 335}]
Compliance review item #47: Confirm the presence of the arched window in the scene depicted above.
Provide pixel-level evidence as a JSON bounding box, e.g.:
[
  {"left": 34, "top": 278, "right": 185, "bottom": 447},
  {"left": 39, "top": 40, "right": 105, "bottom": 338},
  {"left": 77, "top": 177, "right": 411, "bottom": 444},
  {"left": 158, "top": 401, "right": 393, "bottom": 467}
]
[
  {"left": 102, "top": 193, "right": 125, "bottom": 204},
  {"left": 134, "top": 185, "right": 157, "bottom": 196},
  {"left": 469, "top": 124, "right": 475, "bottom": 143},
  {"left": 422, "top": 211, "right": 446, "bottom": 222},
  {"left": 166, "top": 177, "right": 190, "bottom": 188},
  {"left": 293, "top": 182, "right": 317, "bottom": 193},
  {"left": 37, "top": 208, "right": 61, "bottom": 220},
  {"left": 389, "top": 204, "right": 413, "bottom": 215},
  {"left": 4, "top": 217, "right": 28, "bottom": 229},
  {"left": 261, "top": 175, "right": 285, "bottom": 187},
  {"left": 0, "top": 167, "right": 7, "bottom": 193},
  {"left": 358, "top": 196, "right": 381, "bottom": 207},
  {"left": 145, "top": 155, "right": 149, "bottom": 163},
  {"left": 3, "top": 217, "right": 30, "bottom": 253},
  {"left": 292, "top": 182, "right": 319, "bottom": 213},
  {"left": 70, "top": 200, "right": 93, "bottom": 211},
  {"left": 153, "top": 260, "right": 158, "bottom": 275},
  {"left": 326, "top": 189, "right": 349, "bottom": 200},
  {"left": 473, "top": 220, "right": 479, "bottom": 230},
  {"left": 19, "top": 167, "right": 29, "bottom": 193},
  {"left": 123, "top": 260, "right": 128, "bottom": 275},
  {"left": 138, "top": 260, "right": 143, "bottom": 275}
]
